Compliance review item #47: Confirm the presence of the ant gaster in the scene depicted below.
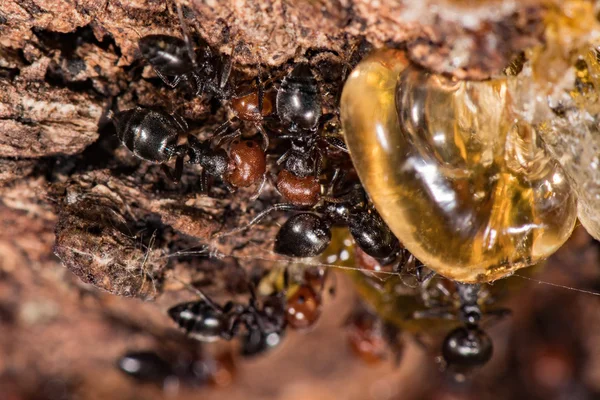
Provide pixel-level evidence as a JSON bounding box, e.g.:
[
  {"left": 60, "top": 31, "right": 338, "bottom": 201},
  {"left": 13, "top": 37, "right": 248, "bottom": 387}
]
[
  {"left": 414, "top": 283, "right": 510, "bottom": 373},
  {"left": 285, "top": 268, "right": 331, "bottom": 330},
  {"left": 441, "top": 284, "right": 497, "bottom": 372},
  {"left": 168, "top": 280, "right": 287, "bottom": 356}
]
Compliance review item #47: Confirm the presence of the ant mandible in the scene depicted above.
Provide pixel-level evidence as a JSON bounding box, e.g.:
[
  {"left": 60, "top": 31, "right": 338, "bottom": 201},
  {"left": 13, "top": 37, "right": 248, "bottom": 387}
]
[{"left": 168, "top": 278, "right": 287, "bottom": 356}]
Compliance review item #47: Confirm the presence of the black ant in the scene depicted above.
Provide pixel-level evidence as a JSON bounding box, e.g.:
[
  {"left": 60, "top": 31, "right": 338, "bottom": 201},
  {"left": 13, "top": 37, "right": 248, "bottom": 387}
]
[
  {"left": 110, "top": 106, "right": 266, "bottom": 195},
  {"left": 167, "top": 278, "right": 287, "bottom": 357},
  {"left": 273, "top": 62, "right": 350, "bottom": 206},
  {"left": 217, "top": 185, "right": 401, "bottom": 266},
  {"left": 138, "top": 0, "right": 273, "bottom": 153},
  {"left": 137, "top": 1, "right": 232, "bottom": 100},
  {"left": 413, "top": 283, "right": 510, "bottom": 374},
  {"left": 117, "top": 349, "right": 235, "bottom": 388}
]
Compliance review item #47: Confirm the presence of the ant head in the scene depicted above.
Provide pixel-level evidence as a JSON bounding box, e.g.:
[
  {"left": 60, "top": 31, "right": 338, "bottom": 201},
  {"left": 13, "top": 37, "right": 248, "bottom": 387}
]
[
  {"left": 289, "top": 62, "right": 315, "bottom": 80},
  {"left": 442, "top": 326, "right": 493, "bottom": 371}
]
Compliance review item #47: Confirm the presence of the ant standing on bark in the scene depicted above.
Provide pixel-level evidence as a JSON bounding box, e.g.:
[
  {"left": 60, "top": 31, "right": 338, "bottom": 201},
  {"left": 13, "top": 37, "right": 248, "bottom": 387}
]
[
  {"left": 110, "top": 106, "right": 266, "bottom": 195},
  {"left": 137, "top": 1, "right": 233, "bottom": 100}
]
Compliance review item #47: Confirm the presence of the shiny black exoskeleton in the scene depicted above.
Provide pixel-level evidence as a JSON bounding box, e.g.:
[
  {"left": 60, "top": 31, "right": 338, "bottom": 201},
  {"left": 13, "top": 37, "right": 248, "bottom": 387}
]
[
  {"left": 138, "top": 3, "right": 232, "bottom": 99},
  {"left": 112, "top": 107, "right": 188, "bottom": 164},
  {"left": 168, "top": 284, "right": 287, "bottom": 356},
  {"left": 276, "top": 63, "right": 322, "bottom": 133},
  {"left": 117, "top": 351, "right": 175, "bottom": 384},
  {"left": 412, "top": 283, "right": 509, "bottom": 374},
  {"left": 274, "top": 190, "right": 399, "bottom": 262},
  {"left": 220, "top": 186, "right": 401, "bottom": 264},
  {"left": 275, "top": 63, "right": 347, "bottom": 179},
  {"left": 111, "top": 107, "right": 229, "bottom": 187},
  {"left": 441, "top": 284, "right": 496, "bottom": 372},
  {"left": 117, "top": 349, "right": 228, "bottom": 388}
]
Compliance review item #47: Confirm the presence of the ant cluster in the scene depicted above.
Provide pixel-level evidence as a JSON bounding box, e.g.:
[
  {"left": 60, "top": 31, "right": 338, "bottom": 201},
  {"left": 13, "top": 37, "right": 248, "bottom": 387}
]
[{"left": 111, "top": 0, "right": 506, "bottom": 383}]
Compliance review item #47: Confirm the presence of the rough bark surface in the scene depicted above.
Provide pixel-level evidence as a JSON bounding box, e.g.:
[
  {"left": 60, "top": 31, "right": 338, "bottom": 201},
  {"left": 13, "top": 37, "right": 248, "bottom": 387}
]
[{"left": 2, "top": 1, "right": 600, "bottom": 399}]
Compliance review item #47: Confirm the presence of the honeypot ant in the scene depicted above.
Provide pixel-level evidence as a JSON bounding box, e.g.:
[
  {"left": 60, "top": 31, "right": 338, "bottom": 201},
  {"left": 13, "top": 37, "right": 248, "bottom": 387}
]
[{"left": 117, "top": 348, "right": 235, "bottom": 389}]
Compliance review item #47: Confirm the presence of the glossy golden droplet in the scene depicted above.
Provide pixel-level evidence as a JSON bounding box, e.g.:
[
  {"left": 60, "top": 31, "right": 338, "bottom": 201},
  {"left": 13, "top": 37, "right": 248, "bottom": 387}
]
[{"left": 341, "top": 49, "right": 577, "bottom": 283}]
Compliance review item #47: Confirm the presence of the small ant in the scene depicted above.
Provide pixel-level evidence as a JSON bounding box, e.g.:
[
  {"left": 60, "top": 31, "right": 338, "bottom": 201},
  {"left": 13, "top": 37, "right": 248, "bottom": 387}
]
[
  {"left": 110, "top": 106, "right": 266, "bottom": 195},
  {"left": 218, "top": 185, "right": 401, "bottom": 266},
  {"left": 413, "top": 283, "right": 510, "bottom": 374},
  {"left": 167, "top": 279, "right": 287, "bottom": 357}
]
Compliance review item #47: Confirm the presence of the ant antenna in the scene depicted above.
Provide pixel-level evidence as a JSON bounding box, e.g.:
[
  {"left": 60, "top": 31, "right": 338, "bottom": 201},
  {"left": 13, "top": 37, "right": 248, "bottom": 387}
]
[
  {"left": 167, "top": 273, "right": 221, "bottom": 311},
  {"left": 174, "top": 0, "right": 198, "bottom": 68},
  {"left": 212, "top": 203, "right": 302, "bottom": 238}
]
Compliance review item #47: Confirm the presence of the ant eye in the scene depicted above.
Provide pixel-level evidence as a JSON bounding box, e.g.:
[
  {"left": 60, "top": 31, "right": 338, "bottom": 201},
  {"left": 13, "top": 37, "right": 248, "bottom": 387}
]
[{"left": 340, "top": 49, "right": 577, "bottom": 283}]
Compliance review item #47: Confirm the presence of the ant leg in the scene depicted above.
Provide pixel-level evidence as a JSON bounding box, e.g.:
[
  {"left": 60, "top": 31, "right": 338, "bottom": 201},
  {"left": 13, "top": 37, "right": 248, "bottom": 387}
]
[
  {"left": 249, "top": 173, "right": 267, "bottom": 202},
  {"left": 212, "top": 119, "right": 233, "bottom": 141},
  {"left": 161, "top": 165, "right": 178, "bottom": 182},
  {"left": 173, "top": 155, "right": 184, "bottom": 181},
  {"left": 174, "top": 0, "right": 198, "bottom": 69},
  {"left": 256, "top": 124, "right": 269, "bottom": 151},
  {"left": 170, "top": 113, "right": 189, "bottom": 132},
  {"left": 323, "top": 136, "right": 349, "bottom": 153},
  {"left": 212, "top": 203, "right": 301, "bottom": 238},
  {"left": 215, "top": 128, "right": 242, "bottom": 148},
  {"left": 221, "top": 315, "right": 243, "bottom": 341},
  {"left": 199, "top": 169, "right": 208, "bottom": 194},
  {"left": 412, "top": 307, "right": 456, "bottom": 321},
  {"left": 313, "top": 148, "right": 323, "bottom": 178},
  {"left": 276, "top": 149, "right": 291, "bottom": 165},
  {"left": 415, "top": 263, "right": 435, "bottom": 284},
  {"left": 326, "top": 168, "right": 344, "bottom": 196},
  {"left": 153, "top": 69, "right": 183, "bottom": 89},
  {"left": 256, "top": 60, "right": 265, "bottom": 112},
  {"left": 219, "top": 37, "right": 238, "bottom": 91}
]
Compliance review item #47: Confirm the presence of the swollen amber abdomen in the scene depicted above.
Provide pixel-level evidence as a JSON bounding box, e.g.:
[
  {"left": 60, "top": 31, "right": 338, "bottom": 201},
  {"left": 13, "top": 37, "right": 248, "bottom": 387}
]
[{"left": 340, "top": 49, "right": 577, "bottom": 283}]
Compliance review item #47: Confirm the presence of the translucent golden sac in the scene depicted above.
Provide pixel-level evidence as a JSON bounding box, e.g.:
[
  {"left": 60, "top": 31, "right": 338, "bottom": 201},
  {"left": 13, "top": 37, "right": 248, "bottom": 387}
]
[{"left": 340, "top": 49, "right": 577, "bottom": 283}]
